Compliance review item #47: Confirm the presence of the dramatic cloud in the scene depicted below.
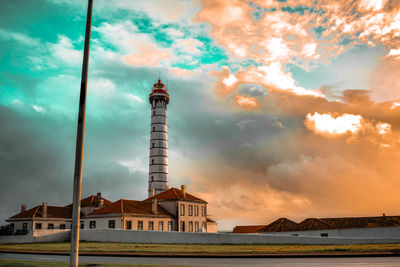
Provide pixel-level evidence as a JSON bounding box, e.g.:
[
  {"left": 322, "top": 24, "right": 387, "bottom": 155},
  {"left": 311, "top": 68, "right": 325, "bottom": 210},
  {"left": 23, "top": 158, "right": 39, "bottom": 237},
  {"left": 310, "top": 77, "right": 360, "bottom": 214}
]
[
  {"left": 234, "top": 95, "right": 259, "bottom": 110},
  {"left": 125, "top": 41, "right": 172, "bottom": 66},
  {"left": 2, "top": 0, "right": 400, "bottom": 231},
  {"left": 171, "top": 67, "right": 193, "bottom": 76},
  {"left": 305, "top": 112, "right": 363, "bottom": 136}
]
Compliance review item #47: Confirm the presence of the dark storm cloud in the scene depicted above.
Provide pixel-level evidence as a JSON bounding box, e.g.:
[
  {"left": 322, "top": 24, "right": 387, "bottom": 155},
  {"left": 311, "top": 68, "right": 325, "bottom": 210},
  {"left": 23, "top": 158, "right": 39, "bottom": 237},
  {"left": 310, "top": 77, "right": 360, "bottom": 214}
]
[{"left": 0, "top": 99, "right": 149, "bottom": 224}]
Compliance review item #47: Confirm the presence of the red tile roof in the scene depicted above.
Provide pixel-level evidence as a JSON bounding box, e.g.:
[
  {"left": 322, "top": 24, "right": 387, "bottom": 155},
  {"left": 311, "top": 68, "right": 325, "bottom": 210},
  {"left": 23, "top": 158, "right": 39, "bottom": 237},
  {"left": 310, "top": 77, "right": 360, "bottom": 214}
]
[
  {"left": 296, "top": 218, "right": 336, "bottom": 231},
  {"left": 257, "top": 215, "right": 400, "bottom": 232},
  {"left": 9, "top": 205, "right": 73, "bottom": 219},
  {"left": 65, "top": 195, "right": 112, "bottom": 208},
  {"left": 259, "top": 218, "right": 298, "bottom": 232},
  {"left": 232, "top": 225, "right": 265, "bottom": 233},
  {"left": 145, "top": 187, "right": 206, "bottom": 202},
  {"left": 88, "top": 199, "right": 173, "bottom": 217}
]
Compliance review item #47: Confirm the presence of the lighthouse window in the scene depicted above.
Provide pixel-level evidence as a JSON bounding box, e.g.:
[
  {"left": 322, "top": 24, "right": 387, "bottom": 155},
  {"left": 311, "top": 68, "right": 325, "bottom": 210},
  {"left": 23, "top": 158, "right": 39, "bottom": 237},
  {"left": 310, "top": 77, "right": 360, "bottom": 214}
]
[
  {"left": 153, "top": 126, "right": 155, "bottom": 132},
  {"left": 153, "top": 111, "right": 155, "bottom": 116},
  {"left": 152, "top": 143, "right": 155, "bottom": 148},
  {"left": 151, "top": 176, "right": 154, "bottom": 181},
  {"left": 152, "top": 159, "right": 154, "bottom": 165}
]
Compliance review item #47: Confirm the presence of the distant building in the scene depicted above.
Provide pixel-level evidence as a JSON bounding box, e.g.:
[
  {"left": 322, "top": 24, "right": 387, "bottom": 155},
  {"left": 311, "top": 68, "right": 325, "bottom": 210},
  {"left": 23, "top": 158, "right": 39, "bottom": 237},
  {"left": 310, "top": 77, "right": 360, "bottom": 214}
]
[{"left": 233, "top": 215, "right": 400, "bottom": 238}]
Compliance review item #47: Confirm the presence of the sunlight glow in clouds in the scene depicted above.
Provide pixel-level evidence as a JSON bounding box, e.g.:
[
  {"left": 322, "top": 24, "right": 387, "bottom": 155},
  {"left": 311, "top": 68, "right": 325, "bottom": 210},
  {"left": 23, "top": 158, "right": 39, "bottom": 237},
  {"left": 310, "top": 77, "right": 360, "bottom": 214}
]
[
  {"left": 223, "top": 74, "right": 238, "bottom": 87},
  {"left": 305, "top": 112, "right": 363, "bottom": 135},
  {"left": 234, "top": 95, "right": 260, "bottom": 110},
  {"left": 392, "top": 102, "right": 400, "bottom": 109},
  {"left": 359, "top": 0, "right": 387, "bottom": 11},
  {"left": 376, "top": 122, "right": 391, "bottom": 134}
]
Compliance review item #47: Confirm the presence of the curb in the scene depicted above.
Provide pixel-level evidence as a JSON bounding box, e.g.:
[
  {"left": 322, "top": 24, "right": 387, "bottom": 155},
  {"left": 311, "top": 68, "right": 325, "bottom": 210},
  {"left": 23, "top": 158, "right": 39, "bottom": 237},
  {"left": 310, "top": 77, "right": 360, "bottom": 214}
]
[{"left": 1, "top": 250, "right": 400, "bottom": 258}]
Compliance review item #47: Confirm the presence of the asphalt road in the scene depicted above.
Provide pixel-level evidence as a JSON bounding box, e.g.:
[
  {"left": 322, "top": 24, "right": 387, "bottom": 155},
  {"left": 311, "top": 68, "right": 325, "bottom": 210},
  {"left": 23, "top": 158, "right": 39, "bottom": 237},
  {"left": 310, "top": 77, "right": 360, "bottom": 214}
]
[{"left": 1, "top": 252, "right": 400, "bottom": 266}]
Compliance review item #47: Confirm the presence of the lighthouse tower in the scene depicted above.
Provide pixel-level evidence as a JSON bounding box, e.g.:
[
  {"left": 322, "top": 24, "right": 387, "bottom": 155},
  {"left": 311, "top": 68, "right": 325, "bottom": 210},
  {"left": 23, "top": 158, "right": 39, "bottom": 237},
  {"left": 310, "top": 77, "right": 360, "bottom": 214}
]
[{"left": 148, "top": 79, "right": 170, "bottom": 197}]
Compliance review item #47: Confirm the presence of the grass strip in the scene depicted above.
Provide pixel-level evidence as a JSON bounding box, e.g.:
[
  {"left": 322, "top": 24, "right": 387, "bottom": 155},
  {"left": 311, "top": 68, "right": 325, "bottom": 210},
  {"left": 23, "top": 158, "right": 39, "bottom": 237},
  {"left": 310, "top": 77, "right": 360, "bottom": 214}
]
[{"left": 1, "top": 242, "right": 400, "bottom": 254}]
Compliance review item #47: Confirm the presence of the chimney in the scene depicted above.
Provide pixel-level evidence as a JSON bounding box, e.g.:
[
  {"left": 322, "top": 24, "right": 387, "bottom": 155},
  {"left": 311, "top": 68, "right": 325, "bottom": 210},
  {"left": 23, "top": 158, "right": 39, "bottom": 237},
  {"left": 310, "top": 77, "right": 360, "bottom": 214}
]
[
  {"left": 21, "top": 204, "right": 27, "bottom": 213},
  {"left": 96, "top": 192, "right": 102, "bottom": 205},
  {"left": 152, "top": 199, "right": 157, "bottom": 214},
  {"left": 181, "top": 185, "right": 186, "bottom": 199},
  {"left": 42, "top": 202, "right": 48, "bottom": 218}
]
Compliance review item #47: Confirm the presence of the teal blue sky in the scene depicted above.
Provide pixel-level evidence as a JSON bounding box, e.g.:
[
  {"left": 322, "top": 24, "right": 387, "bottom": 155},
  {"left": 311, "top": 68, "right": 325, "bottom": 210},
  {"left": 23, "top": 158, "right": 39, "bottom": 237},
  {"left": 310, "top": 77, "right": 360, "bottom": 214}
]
[{"left": 1, "top": 0, "right": 400, "bottom": 230}]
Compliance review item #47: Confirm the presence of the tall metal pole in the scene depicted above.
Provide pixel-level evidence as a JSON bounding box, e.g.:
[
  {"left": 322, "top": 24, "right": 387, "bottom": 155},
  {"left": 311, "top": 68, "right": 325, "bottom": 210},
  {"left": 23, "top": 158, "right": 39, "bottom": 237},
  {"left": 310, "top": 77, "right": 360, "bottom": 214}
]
[{"left": 70, "top": 0, "right": 93, "bottom": 266}]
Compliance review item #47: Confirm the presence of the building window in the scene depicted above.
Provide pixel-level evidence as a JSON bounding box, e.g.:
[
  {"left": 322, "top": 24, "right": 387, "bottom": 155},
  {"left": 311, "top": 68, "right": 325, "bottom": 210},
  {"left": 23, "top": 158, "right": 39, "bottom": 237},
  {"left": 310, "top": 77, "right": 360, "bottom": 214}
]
[
  {"left": 138, "top": 221, "right": 143, "bottom": 230},
  {"left": 126, "top": 221, "right": 132, "bottom": 230},
  {"left": 149, "top": 221, "right": 154, "bottom": 231},
  {"left": 180, "top": 204, "right": 185, "bottom": 216},
  {"left": 153, "top": 111, "right": 155, "bottom": 116},
  {"left": 151, "top": 176, "right": 154, "bottom": 181},
  {"left": 321, "top": 233, "right": 329, "bottom": 237},
  {"left": 153, "top": 126, "right": 155, "bottom": 132},
  {"left": 158, "top": 221, "right": 164, "bottom": 231},
  {"left": 189, "top": 221, "right": 193, "bottom": 232},
  {"left": 194, "top": 206, "right": 199, "bottom": 216},
  {"left": 152, "top": 143, "right": 155, "bottom": 148},
  {"left": 152, "top": 159, "right": 154, "bottom": 165},
  {"left": 168, "top": 221, "right": 173, "bottom": 231},
  {"left": 180, "top": 221, "right": 185, "bottom": 232},
  {"left": 35, "top": 223, "right": 42, "bottom": 229},
  {"left": 60, "top": 224, "right": 66, "bottom": 229},
  {"left": 90, "top": 221, "right": 96, "bottom": 229},
  {"left": 201, "top": 206, "right": 206, "bottom": 217},
  {"left": 80, "top": 222, "right": 84, "bottom": 229},
  {"left": 202, "top": 222, "right": 207, "bottom": 231},
  {"left": 108, "top": 220, "right": 115, "bottom": 229},
  {"left": 48, "top": 224, "right": 54, "bottom": 229},
  {"left": 22, "top": 223, "right": 28, "bottom": 230},
  {"left": 195, "top": 222, "right": 199, "bottom": 232},
  {"left": 189, "top": 205, "right": 193, "bottom": 216}
]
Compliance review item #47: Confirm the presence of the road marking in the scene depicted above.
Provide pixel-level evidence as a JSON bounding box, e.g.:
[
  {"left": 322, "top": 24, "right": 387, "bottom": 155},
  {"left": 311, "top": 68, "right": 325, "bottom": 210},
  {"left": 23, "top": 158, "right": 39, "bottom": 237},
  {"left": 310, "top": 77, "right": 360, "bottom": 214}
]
[{"left": 35, "top": 257, "right": 56, "bottom": 260}]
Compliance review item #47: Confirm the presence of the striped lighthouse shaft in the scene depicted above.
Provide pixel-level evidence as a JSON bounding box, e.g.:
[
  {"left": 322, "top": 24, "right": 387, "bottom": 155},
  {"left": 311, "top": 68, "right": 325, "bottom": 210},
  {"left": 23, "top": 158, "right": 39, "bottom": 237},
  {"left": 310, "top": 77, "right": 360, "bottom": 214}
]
[{"left": 148, "top": 80, "right": 169, "bottom": 197}]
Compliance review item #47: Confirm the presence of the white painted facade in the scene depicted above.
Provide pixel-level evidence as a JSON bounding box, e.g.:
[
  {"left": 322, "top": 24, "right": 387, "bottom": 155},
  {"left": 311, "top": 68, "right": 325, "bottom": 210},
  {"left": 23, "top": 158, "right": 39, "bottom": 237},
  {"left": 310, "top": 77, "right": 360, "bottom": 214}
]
[{"left": 82, "top": 214, "right": 174, "bottom": 231}]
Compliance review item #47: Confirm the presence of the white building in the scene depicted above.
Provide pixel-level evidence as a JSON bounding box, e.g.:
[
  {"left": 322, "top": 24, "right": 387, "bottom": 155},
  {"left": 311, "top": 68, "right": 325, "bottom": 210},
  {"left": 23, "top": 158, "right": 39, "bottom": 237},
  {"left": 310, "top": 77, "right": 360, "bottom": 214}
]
[
  {"left": 6, "top": 193, "right": 111, "bottom": 234},
  {"left": 84, "top": 186, "right": 217, "bottom": 233}
]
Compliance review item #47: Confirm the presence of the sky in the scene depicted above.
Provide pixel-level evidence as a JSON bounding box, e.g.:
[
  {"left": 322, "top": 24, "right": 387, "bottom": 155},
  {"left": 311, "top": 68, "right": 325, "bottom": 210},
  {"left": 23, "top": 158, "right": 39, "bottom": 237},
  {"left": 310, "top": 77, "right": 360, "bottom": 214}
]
[{"left": 1, "top": 0, "right": 400, "bottom": 231}]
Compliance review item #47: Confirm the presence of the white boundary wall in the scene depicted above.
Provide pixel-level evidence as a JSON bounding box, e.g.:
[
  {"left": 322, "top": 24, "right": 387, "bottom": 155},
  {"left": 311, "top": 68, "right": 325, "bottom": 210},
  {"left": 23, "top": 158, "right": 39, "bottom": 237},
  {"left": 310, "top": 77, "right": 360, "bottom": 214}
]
[
  {"left": 260, "top": 226, "right": 400, "bottom": 239},
  {"left": 1, "top": 228, "right": 400, "bottom": 245},
  {"left": 78, "top": 229, "right": 400, "bottom": 245},
  {"left": 0, "top": 229, "right": 70, "bottom": 244}
]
